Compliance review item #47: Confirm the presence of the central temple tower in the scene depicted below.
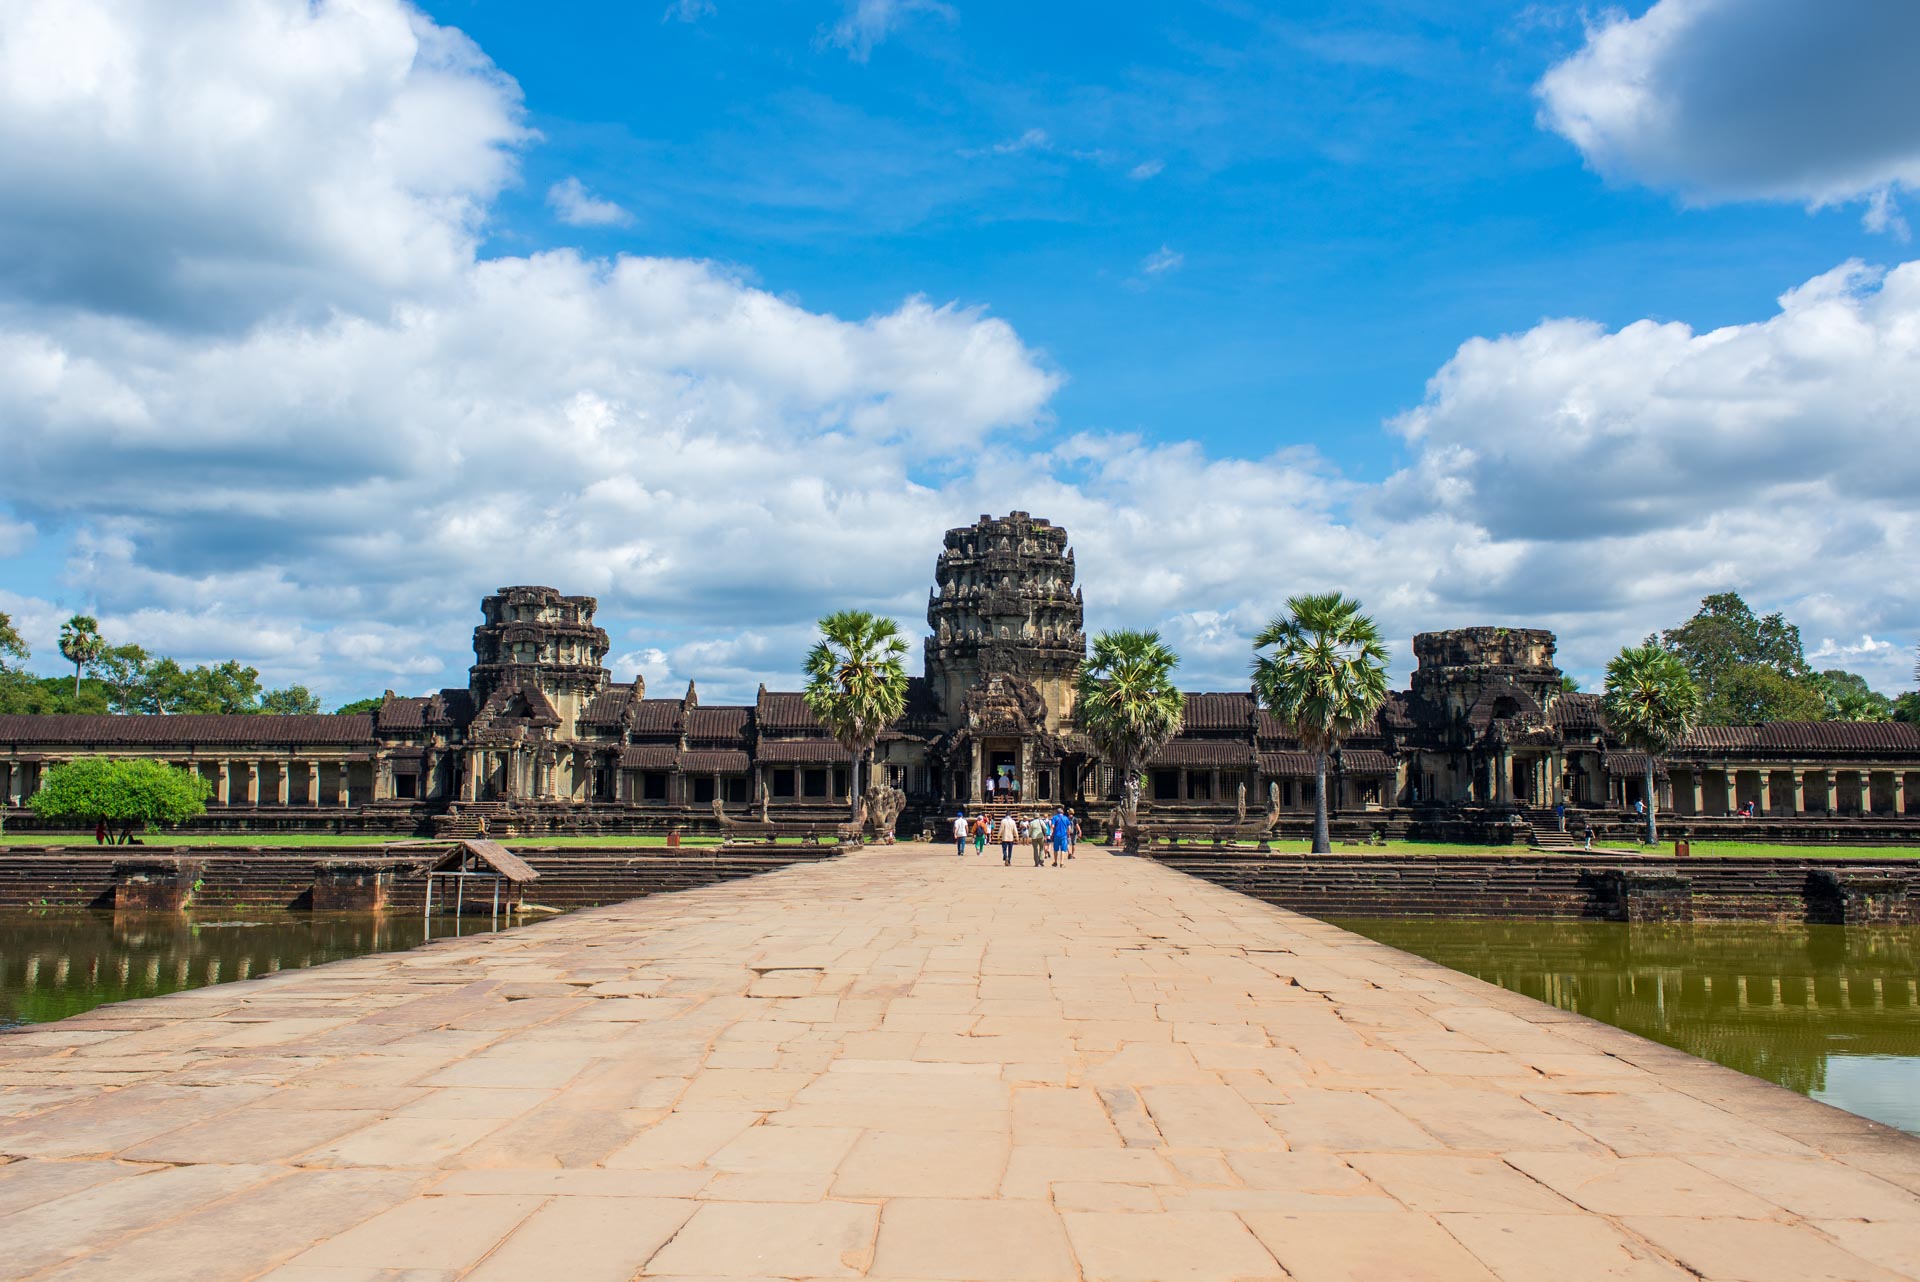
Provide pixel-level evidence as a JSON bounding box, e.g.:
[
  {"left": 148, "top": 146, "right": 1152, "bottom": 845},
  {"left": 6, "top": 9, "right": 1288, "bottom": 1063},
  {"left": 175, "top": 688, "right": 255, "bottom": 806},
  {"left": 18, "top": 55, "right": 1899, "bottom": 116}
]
[{"left": 924, "top": 512, "right": 1087, "bottom": 802}]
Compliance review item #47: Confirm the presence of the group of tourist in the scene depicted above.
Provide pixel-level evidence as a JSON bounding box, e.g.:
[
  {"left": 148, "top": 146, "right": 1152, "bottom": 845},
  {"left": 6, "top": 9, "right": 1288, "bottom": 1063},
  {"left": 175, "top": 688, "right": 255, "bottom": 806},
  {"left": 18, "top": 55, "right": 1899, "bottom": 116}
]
[{"left": 951, "top": 808, "right": 1080, "bottom": 867}]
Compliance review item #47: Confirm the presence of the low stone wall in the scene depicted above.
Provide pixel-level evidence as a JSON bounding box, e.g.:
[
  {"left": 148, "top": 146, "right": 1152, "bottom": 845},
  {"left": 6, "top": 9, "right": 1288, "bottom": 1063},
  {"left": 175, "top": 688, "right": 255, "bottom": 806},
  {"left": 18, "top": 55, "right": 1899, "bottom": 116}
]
[
  {"left": 0, "top": 846, "right": 840, "bottom": 913},
  {"left": 1155, "top": 851, "right": 1919, "bottom": 924}
]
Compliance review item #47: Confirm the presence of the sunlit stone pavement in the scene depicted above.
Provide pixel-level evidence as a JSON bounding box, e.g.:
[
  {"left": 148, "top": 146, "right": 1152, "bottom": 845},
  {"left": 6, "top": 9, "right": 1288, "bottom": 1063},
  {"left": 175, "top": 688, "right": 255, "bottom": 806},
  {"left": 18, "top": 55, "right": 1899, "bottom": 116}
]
[{"left": 2, "top": 842, "right": 1918, "bottom": 1281}]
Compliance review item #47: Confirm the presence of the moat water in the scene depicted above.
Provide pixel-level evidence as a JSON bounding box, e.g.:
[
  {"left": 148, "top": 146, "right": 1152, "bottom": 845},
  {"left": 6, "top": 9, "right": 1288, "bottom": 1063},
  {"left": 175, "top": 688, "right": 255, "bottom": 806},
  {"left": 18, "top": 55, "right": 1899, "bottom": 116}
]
[
  {"left": 0, "top": 911, "right": 512, "bottom": 1028},
  {"left": 1331, "top": 916, "right": 1920, "bottom": 1136}
]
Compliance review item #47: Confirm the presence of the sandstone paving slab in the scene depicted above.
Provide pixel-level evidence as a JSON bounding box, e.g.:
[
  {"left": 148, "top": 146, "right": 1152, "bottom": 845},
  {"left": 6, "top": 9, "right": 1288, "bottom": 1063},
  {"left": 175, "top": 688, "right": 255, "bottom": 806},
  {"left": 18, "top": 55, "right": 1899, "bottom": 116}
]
[{"left": 1, "top": 842, "right": 1918, "bottom": 1280}]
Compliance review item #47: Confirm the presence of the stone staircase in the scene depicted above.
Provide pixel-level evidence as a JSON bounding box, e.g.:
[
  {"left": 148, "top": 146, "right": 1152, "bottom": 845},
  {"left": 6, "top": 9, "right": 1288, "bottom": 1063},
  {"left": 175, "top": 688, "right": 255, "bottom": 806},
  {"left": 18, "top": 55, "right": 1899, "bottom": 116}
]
[
  {"left": 1521, "top": 806, "right": 1582, "bottom": 851},
  {"left": 429, "top": 801, "right": 518, "bottom": 840}
]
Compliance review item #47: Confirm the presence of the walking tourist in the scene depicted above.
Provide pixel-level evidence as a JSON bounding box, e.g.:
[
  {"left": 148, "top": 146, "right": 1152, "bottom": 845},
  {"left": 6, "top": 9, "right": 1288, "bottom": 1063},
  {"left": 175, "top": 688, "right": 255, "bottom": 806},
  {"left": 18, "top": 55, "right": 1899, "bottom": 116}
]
[
  {"left": 985, "top": 775, "right": 995, "bottom": 800},
  {"left": 1028, "top": 812, "right": 1049, "bottom": 865},
  {"left": 1068, "top": 813, "right": 1082, "bottom": 858},
  {"left": 972, "top": 814, "right": 989, "bottom": 855},
  {"left": 952, "top": 810, "right": 968, "bottom": 857},
  {"left": 1583, "top": 821, "right": 1595, "bottom": 851},
  {"left": 1555, "top": 801, "right": 1566, "bottom": 832},
  {"left": 997, "top": 813, "right": 1018, "bottom": 865},
  {"left": 1049, "top": 806, "right": 1070, "bottom": 867}
]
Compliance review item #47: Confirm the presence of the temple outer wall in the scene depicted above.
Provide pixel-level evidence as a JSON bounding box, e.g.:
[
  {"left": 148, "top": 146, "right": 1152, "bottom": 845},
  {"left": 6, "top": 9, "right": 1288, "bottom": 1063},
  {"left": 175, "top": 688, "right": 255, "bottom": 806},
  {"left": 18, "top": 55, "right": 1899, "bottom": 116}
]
[{"left": 1154, "top": 852, "right": 1918, "bottom": 923}]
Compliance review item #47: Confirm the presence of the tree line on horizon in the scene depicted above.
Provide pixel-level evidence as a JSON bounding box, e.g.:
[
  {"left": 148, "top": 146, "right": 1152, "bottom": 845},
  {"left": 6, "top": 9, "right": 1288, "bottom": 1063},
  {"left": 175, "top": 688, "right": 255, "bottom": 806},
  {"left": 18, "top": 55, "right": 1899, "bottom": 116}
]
[{"left": 0, "top": 612, "right": 379, "bottom": 718}]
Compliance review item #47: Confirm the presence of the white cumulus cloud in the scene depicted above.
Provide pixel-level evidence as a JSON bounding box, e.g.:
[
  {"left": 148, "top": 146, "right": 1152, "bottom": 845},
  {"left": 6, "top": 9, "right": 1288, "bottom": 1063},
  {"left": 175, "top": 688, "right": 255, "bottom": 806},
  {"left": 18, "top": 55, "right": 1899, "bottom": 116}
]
[
  {"left": 1537, "top": 0, "right": 1920, "bottom": 232},
  {"left": 0, "top": 0, "right": 529, "bottom": 326}
]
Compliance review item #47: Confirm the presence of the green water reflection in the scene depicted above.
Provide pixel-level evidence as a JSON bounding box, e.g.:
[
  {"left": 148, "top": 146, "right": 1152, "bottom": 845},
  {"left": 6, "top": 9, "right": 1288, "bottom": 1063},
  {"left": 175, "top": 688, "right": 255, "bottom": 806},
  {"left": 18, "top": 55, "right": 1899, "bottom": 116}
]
[
  {"left": 0, "top": 911, "right": 510, "bottom": 1028},
  {"left": 1330, "top": 916, "right": 1920, "bottom": 1135}
]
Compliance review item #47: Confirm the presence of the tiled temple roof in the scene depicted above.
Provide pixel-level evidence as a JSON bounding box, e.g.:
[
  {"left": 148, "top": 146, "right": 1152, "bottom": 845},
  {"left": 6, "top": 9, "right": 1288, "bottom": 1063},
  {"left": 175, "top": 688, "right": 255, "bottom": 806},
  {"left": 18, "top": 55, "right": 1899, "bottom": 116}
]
[
  {"left": 618, "top": 744, "right": 681, "bottom": 769},
  {"left": 1181, "top": 692, "right": 1254, "bottom": 733},
  {"left": 688, "top": 707, "right": 750, "bottom": 742},
  {"left": 1149, "top": 740, "right": 1256, "bottom": 767},
  {"left": 756, "top": 738, "right": 852, "bottom": 764},
  {"left": 1671, "top": 722, "right": 1920, "bottom": 755},
  {"left": 1547, "top": 692, "right": 1606, "bottom": 732},
  {"left": 0, "top": 714, "right": 375, "bottom": 746},
  {"left": 626, "top": 699, "right": 687, "bottom": 735},
  {"left": 578, "top": 684, "right": 638, "bottom": 727},
  {"left": 1257, "top": 748, "right": 1395, "bottom": 777},
  {"left": 682, "top": 750, "right": 751, "bottom": 774},
  {"left": 755, "top": 691, "right": 822, "bottom": 732}
]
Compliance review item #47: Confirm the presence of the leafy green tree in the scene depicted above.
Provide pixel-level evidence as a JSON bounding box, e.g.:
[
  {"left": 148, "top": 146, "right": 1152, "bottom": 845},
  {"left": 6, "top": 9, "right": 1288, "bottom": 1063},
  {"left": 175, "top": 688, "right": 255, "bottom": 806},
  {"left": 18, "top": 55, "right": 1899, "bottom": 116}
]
[
  {"left": 1716, "top": 664, "right": 1828, "bottom": 724},
  {"left": 1603, "top": 644, "right": 1701, "bottom": 846},
  {"left": 1896, "top": 693, "right": 1920, "bottom": 725},
  {"left": 802, "top": 610, "right": 910, "bottom": 817},
  {"left": 1253, "top": 594, "right": 1390, "bottom": 855},
  {"left": 0, "top": 610, "right": 27, "bottom": 672},
  {"left": 1813, "top": 670, "right": 1893, "bottom": 722},
  {"left": 142, "top": 658, "right": 263, "bottom": 714},
  {"left": 92, "top": 644, "right": 153, "bottom": 713},
  {"left": 1558, "top": 675, "right": 1581, "bottom": 693},
  {"left": 1659, "top": 592, "right": 1821, "bottom": 725},
  {"left": 259, "top": 684, "right": 321, "bottom": 714},
  {"left": 58, "top": 615, "right": 106, "bottom": 697},
  {"left": 1076, "top": 630, "right": 1184, "bottom": 846},
  {"left": 28, "top": 757, "right": 212, "bottom": 843},
  {"left": 333, "top": 696, "right": 385, "bottom": 715},
  {"left": 0, "top": 673, "right": 109, "bottom": 715}
]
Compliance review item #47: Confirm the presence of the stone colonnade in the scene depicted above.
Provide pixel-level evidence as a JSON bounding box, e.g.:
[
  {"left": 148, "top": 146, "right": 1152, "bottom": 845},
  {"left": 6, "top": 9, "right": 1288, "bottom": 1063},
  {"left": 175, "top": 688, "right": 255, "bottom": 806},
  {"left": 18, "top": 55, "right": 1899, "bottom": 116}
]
[
  {"left": 1665, "top": 764, "right": 1916, "bottom": 817},
  {"left": 0, "top": 755, "right": 368, "bottom": 809}
]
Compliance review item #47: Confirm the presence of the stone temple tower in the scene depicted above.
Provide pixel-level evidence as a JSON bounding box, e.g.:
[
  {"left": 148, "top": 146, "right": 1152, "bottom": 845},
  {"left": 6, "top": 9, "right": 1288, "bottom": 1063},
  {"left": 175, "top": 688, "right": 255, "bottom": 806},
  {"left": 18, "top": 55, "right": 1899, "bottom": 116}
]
[
  {"left": 468, "top": 586, "right": 612, "bottom": 740},
  {"left": 924, "top": 512, "right": 1086, "bottom": 730}
]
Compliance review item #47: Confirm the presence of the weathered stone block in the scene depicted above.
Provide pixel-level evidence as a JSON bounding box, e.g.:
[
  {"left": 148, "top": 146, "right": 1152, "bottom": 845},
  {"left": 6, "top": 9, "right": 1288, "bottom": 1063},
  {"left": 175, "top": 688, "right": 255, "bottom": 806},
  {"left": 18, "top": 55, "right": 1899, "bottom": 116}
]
[
  {"left": 111, "top": 858, "right": 203, "bottom": 912},
  {"left": 1587, "top": 869, "right": 1693, "bottom": 922},
  {"left": 1805, "top": 869, "right": 1912, "bottom": 925},
  {"left": 312, "top": 861, "right": 391, "bottom": 911}
]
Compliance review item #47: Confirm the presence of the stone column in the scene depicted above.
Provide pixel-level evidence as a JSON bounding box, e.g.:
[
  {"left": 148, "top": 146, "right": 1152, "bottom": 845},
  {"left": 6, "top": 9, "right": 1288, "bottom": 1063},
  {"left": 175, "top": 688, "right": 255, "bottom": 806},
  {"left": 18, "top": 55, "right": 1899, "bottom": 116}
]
[
  {"left": 217, "top": 761, "right": 232, "bottom": 806},
  {"left": 246, "top": 760, "right": 261, "bottom": 806},
  {"left": 276, "top": 759, "right": 290, "bottom": 806},
  {"left": 1758, "top": 771, "right": 1772, "bottom": 815},
  {"left": 970, "top": 740, "right": 983, "bottom": 804},
  {"left": 1494, "top": 750, "right": 1509, "bottom": 804},
  {"left": 1689, "top": 771, "right": 1703, "bottom": 815},
  {"left": 0, "top": 761, "right": 12, "bottom": 807},
  {"left": 1721, "top": 769, "right": 1735, "bottom": 815},
  {"left": 1791, "top": 769, "right": 1805, "bottom": 813},
  {"left": 305, "top": 761, "right": 319, "bottom": 806},
  {"left": 1824, "top": 772, "right": 1838, "bottom": 813},
  {"left": 1860, "top": 771, "right": 1876, "bottom": 816},
  {"left": 1895, "top": 773, "right": 1908, "bottom": 816}
]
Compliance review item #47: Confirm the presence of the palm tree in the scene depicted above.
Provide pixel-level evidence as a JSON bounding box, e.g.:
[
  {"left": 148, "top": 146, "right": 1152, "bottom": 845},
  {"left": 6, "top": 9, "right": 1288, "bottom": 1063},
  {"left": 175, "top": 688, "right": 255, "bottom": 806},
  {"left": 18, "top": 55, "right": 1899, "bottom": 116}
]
[
  {"left": 1603, "top": 644, "right": 1700, "bottom": 847},
  {"left": 1075, "top": 630, "right": 1184, "bottom": 847},
  {"left": 802, "top": 610, "right": 910, "bottom": 819},
  {"left": 58, "top": 615, "right": 105, "bottom": 698},
  {"left": 1252, "top": 593, "right": 1390, "bottom": 855}
]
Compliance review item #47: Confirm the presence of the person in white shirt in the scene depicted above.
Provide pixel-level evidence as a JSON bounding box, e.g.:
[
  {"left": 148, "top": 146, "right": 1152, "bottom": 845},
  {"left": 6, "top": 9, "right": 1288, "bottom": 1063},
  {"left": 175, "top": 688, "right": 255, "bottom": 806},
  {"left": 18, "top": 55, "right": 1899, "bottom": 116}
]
[
  {"left": 951, "top": 811, "right": 968, "bottom": 857},
  {"left": 997, "top": 813, "right": 1018, "bottom": 864}
]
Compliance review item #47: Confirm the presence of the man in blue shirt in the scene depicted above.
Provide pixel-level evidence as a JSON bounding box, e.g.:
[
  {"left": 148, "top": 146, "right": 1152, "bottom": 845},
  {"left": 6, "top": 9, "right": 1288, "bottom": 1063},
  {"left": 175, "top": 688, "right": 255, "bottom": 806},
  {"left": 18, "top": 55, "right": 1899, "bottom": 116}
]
[{"left": 1049, "top": 807, "right": 1071, "bottom": 867}]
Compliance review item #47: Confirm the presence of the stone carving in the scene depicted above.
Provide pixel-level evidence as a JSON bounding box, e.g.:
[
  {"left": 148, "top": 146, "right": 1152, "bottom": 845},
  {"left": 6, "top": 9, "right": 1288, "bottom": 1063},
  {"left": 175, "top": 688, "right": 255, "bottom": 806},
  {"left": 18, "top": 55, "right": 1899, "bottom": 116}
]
[{"left": 861, "top": 780, "right": 907, "bottom": 842}]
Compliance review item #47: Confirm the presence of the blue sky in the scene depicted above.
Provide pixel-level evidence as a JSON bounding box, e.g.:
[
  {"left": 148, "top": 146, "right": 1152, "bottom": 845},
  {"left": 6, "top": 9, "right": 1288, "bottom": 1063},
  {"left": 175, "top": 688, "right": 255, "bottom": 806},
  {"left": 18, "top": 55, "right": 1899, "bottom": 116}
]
[
  {"left": 2, "top": 0, "right": 1918, "bottom": 703},
  {"left": 445, "top": 0, "right": 1884, "bottom": 471}
]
